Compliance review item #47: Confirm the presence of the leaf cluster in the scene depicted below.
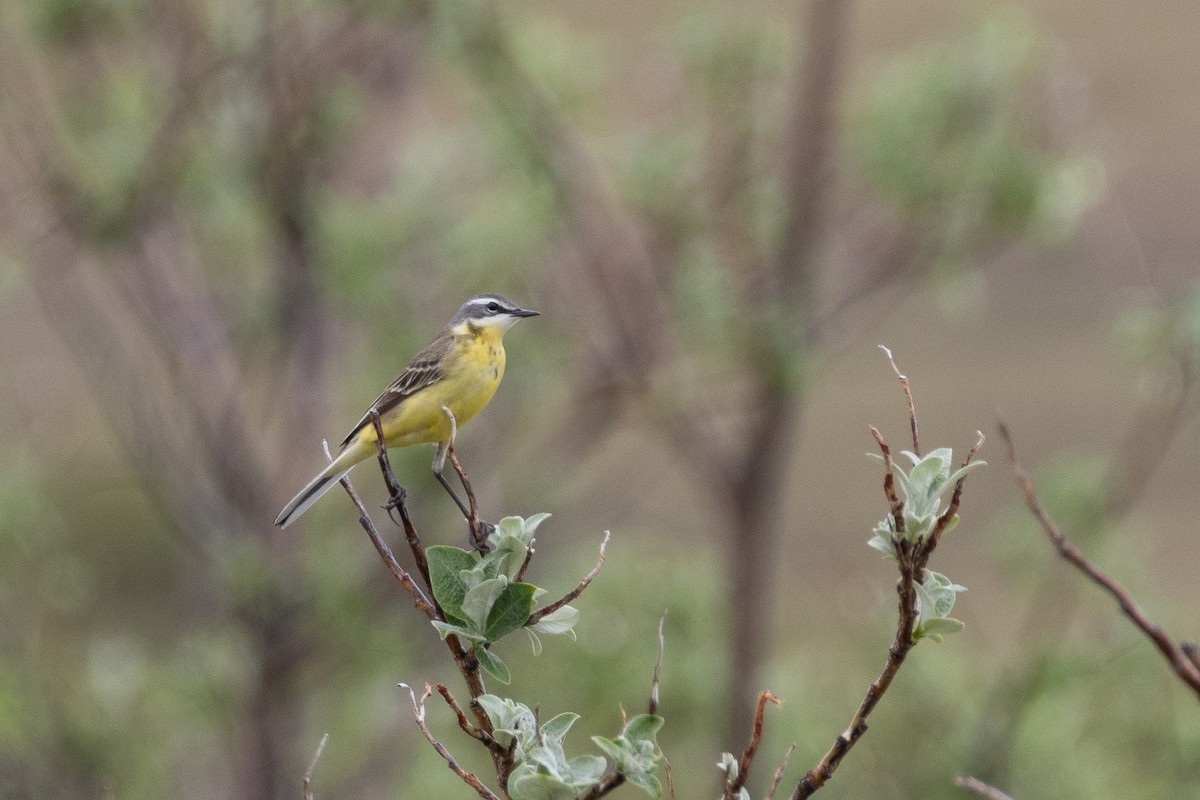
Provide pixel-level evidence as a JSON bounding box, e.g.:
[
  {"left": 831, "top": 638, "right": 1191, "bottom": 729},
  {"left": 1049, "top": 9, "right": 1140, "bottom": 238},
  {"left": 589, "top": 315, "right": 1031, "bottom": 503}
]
[
  {"left": 868, "top": 448, "right": 983, "bottom": 642},
  {"left": 478, "top": 694, "right": 664, "bottom": 800},
  {"left": 427, "top": 514, "right": 577, "bottom": 683}
]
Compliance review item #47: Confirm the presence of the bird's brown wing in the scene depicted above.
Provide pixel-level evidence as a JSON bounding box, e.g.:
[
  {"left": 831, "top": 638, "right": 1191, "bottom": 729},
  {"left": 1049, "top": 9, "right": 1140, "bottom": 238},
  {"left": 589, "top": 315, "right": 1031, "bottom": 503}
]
[{"left": 340, "top": 332, "right": 454, "bottom": 448}]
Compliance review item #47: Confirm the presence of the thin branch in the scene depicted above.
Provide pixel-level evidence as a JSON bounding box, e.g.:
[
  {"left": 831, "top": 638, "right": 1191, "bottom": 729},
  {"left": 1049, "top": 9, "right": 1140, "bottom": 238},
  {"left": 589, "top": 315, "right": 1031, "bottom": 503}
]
[
  {"left": 663, "top": 756, "right": 677, "bottom": 800},
  {"left": 954, "top": 775, "right": 1015, "bottom": 800},
  {"left": 766, "top": 744, "right": 796, "bottom": 800},
  {"left": 725, "top": 691, "right": 781, "bottom": 799},
  {"left": 998, "top": 420, "right": 1200, "bottom": 699},
  {"left": 337, "top": 473, "right": 439, "bottom": 620},
  {"left": 792, "top": 419, "right": 983, "bottom": 799},
  {"left": 401, "top": 684, "right": 502, "bottom": 800},
  {"left": 447, "top": 441, "right": 488, "bottom": 551},
  {"left": 527, "top": 531, "right": 610, "bottom": 625},
  {"left": 433, "top": 684, "right": 494, "bottom": 747},
  {"left": 879, "top": 345, "right": 919, "bottom": 456},
  {"left": 368, "top": 411, "right": 431, "bottom": 589},
  {"left": 649, "top": 611, "right": 667, "bottom": 715},
  {"left": 869, "top": 425, "right": 904, "bottom": 534},
  {"left": 302, "top": 733, "right": 329, "bottom": 800},
  {"left": 578, "top": 766, "right": 625, "bottom": 800}
]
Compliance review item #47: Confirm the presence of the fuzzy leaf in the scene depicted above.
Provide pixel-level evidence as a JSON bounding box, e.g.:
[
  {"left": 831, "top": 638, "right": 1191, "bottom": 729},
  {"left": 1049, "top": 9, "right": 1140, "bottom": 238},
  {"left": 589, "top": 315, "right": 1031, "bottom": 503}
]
[
  {"left": 484, "top": 581, "right": 539, "bottom": 641},
  {"left": 462, "top": 576, "right": 509, "bottom": 630},
  {"left": 475, "top": 646, "right": 511, "bottom": 684},
  {"left": 541, "top": 712, "right": 580, "bottom": 744},
  {"left": 529, "top": 605, "right": 579, "bottom": 637},
  {"left": 426, "top": 545, "right": 478, "bottom": 618}
]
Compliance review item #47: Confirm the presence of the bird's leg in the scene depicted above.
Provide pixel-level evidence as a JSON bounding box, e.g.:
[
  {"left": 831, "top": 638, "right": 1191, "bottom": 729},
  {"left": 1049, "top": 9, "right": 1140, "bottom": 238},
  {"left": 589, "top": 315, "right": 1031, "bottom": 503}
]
[
  {"left": 437, "top": 406, "right": 492, "bottom": 552},
  {"left": 431, "top": 416, "right": 471, "bottom": 520},
  {"left": 433, "top": 443, "right": 471, "bottom": 520},
  {"left": 367, "top": 409, "right": 409, "bottom": 525},
  {"left": 446, "top": 442, "right": 492, "bottom": 545}
]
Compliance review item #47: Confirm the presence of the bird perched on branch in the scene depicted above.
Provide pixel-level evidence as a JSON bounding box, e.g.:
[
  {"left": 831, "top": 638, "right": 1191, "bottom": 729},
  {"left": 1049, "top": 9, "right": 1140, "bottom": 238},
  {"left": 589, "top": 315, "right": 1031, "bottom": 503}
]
[{"left": 274, "top": 293, "right": 540, "bottom": 528}]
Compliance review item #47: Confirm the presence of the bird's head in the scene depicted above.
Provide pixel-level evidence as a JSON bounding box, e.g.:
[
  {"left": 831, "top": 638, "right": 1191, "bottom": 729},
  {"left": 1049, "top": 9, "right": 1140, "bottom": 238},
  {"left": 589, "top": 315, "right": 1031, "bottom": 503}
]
[{"left": 450, "top": 293, "right": 540, "bottom": 334}]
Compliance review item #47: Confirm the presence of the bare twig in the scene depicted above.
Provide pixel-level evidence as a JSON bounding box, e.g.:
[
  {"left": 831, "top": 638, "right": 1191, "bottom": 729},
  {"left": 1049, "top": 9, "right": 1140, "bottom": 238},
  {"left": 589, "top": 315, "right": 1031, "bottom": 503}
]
[
  {"left": 649, "top": 612, "right": 667, "bottom": 715},
  {"left": 879, "top": 345, "right": 919, "bottom": 455},
  {"left": 724, "top": 691, "right": 781, "bottom": 799},
  {"left": 434, "top": 684, "right": 493, "bottom": 747},
  {"left": 448, "top": 441, "right": 489, "bottom": 551},
  {"left": 998, "top": 421, "right": 1200, "bottom": 699},
  {"left": 302, "top": 733, "right": 329, "bottom": 800},
  {"left": 766, "top": 743, "right": 797, "bottom": 800},
  {"left": 401, "top": 684, "right": 502, "bottom": 800},
  {"left": 869, "top": 425, "right": 904, "bottom": 533},
  {"left": 337, "top": 474, "right": 438, "bottom": 620},
  {"left": 954, "top": 775, "right": 1015, "bottom": 800},
  {"left": 527, "top": 531, "right": 610, "bottom": 625},
  {"left": 663, "top": 756, "right": 677, "bottom": 800}
]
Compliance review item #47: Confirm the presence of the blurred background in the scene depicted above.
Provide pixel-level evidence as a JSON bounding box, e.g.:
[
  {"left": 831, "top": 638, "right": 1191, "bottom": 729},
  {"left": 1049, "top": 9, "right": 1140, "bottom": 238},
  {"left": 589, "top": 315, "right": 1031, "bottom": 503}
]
[{"left": 0, "top": 0, "right": 1197, "bottom": 798}]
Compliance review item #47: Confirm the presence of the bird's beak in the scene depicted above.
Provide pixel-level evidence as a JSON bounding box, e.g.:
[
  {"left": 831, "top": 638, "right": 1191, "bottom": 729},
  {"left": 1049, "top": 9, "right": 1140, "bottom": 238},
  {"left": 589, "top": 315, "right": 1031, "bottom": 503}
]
[{"left": 512, "top": 308, "right": 540, "bottom": 318}]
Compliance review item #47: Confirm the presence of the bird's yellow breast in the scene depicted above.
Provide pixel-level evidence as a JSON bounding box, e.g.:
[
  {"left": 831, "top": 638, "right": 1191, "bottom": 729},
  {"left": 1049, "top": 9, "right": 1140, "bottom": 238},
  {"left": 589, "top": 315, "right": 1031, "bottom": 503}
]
[{"left": 378, "top": 324, "right": 506, "bottom": 448}]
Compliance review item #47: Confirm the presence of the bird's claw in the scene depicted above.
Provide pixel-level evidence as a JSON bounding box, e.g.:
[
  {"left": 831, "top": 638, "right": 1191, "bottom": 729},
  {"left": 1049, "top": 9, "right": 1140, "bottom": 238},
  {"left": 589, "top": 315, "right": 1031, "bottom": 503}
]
[{"left": 381, "top": 485, "right": 408, "bottom": 525}]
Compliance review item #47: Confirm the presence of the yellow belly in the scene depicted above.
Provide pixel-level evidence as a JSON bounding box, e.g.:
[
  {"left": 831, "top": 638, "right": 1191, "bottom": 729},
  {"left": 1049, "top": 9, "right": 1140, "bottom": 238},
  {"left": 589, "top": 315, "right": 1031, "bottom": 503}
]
[{"left": 378, "top": 334, "right": 506, "bottom": 448}]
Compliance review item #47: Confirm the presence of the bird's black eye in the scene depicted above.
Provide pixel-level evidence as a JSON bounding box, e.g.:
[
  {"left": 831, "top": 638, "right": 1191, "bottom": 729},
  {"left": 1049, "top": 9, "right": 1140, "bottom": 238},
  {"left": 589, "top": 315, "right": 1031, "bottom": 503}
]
[{"left": 486, "top": 301, "right": 501, "bottom": 313}]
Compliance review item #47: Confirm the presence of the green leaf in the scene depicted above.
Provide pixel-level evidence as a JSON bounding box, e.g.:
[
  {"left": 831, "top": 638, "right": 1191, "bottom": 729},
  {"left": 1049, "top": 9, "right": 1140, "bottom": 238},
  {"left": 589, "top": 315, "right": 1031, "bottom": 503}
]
[
  {"left": 427, "top": 545, "right": 478, "bottom": 618},
  {"left": 624, "top": 770, "right": 662, "bottom": 798},
  {"left": 484, "top": 581, "right": 539, "bottom": 641},
  {"left": 591, "top": 735, "right": 623, "bottom": 763},
  {"left": 431, "top": 620, "right": 486, "bottom": 642},
  {"left": 916, "top": 616, "right": 965, "bottom": 643},
  {"left": 529, "top": 604, "right": 579, "bottom": 636},
  {"left": 475, "top": 694, "right": 535, "bottom": 746},
  {"left": 568, "top": 755, "right": 607, "bottom": 784},
  {"left": 540, "top": 712, "right": 580, "bottom": 744},
  {"left": 867, "top": 531, "right": 897, "bottom": 559},
  {"left": 475, "top": 646, "right": 511, "bottom": 683},
  {"left": 524, "top": 512, "right": 552, "bottom": 535},
  {"left": 717, "top": 751, "right": 739, "bottom": 780},
  {"left": 622, "top": 714, "right": 664, "bottom": 744},
  {"left": 509, "top": 770, "right": 578, "bottom": 800},
  {"left": 462, "top": 576, "right": 509, "bottom": 629}
]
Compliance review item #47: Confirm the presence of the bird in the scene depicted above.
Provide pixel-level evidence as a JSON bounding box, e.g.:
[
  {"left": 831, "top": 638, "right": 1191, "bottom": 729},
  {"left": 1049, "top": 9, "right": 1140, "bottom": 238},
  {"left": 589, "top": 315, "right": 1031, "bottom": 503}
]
[{"left": 274, "top": 293, "right": 540, "bottom": 528}]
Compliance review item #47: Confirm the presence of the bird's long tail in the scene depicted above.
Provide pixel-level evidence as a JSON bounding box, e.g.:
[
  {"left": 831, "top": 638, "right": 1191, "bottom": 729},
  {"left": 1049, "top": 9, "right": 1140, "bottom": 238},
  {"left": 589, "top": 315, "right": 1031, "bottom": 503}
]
[{"left": 274, "top": 445, "right": 366, "bottom": 528}]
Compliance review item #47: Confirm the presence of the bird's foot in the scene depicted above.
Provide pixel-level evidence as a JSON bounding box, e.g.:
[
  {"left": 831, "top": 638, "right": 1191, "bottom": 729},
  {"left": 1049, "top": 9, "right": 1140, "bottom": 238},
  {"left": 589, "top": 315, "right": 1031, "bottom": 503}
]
[{"left": 382, "top": 484, "right": 408, "bottom": 526}]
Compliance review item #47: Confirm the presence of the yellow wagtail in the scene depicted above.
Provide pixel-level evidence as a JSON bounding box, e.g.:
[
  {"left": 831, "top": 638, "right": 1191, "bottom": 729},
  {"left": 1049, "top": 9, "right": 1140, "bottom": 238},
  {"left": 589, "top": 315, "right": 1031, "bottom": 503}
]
[{"left": 274, "top": 293, "right": 539, "bottom": 528}]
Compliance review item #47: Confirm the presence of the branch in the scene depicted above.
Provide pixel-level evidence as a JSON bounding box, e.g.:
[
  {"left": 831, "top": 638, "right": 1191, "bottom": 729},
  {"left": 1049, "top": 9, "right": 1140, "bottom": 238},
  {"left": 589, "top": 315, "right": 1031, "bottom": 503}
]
[
  {"left": 337, "top": 472, "right": 438, "bottom": 621},
  {"left": 578, "top": 766, "right": 625, "bottom": 800},
  {"left": 792, "top": 420, "right": 982, "bottom": 798},
  {"left": 766, "top": 744, "right": 796, "bottom": 800},
  {"left": 649, "top": 612, "right": 666, "bottom": 716},
  {"left": 954, "top": 775, "right": 1015, "bottom": 800},
  {"left": 401, "top": 684, "right": 502, "bottom": 800},
  {"left": 447, "top": 440, "right": 488, "bottom": 551},
  {"left": 368, "top": 411, "right": 431, "bottom": 588},
  {"left": 302, "top": 733, "right": 329, "bottom": 800},
  {"left": 527, "top": 531, "right": 610, "bottom": 626},
  {"left": 879, "top": 345, "right": 919, "bottom": 455},
  {"left": 998, "top": 420, "right": 1200, "bottom": 699},
  {"left": 724, "top": 691, "right": 781, "bottom": 799},
  {"left": 433, "top": 684, "right": 494, "bottom": 747}
]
